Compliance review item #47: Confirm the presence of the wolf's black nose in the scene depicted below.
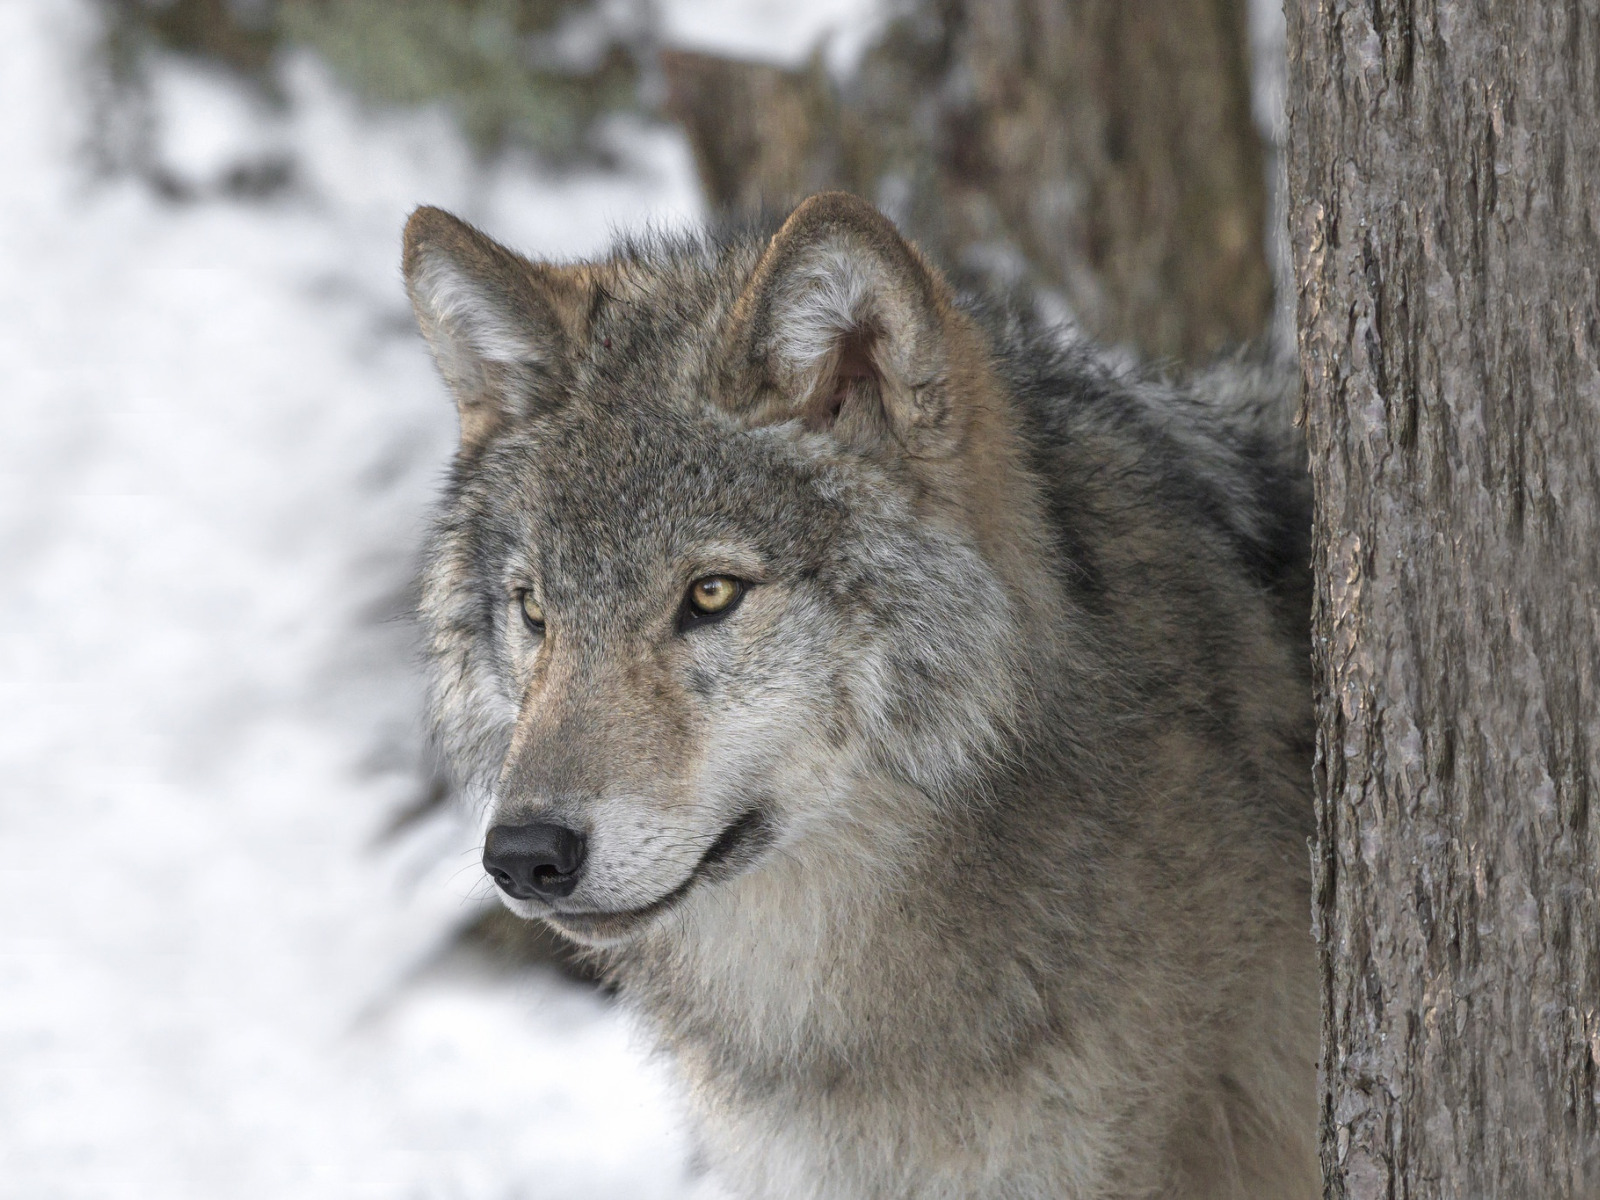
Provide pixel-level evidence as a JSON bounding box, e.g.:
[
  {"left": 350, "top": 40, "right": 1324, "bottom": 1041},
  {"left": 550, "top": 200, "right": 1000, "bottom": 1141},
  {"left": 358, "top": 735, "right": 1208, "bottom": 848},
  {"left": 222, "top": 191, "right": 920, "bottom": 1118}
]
[{"left": 483, "top": 822, "right": 587, "bottom": 901}]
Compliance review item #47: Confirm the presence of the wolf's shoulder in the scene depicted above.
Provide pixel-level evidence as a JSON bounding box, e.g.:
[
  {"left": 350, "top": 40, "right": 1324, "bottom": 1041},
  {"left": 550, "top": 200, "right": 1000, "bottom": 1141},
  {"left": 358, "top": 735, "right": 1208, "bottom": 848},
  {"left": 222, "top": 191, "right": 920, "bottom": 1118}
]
[{"left": 979, "top": 302, "right": 1310, "bottom": 615}]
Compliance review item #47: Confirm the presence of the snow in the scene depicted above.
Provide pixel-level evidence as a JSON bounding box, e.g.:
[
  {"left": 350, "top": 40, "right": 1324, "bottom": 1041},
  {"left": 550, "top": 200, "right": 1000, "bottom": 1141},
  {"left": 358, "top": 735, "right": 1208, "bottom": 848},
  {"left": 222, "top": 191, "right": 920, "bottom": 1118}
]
[
  {"left": 657, "top": 0, "right": 886, "bottom": 74},
  {"left": 0, "top": 3, "right": 719, "bottom": 1196}
]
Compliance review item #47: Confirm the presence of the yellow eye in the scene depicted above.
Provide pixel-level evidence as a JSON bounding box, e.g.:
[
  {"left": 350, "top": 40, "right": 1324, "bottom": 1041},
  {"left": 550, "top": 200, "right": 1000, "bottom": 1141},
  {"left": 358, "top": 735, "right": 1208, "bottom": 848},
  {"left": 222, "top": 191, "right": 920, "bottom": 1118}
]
[
  {"left": 518, "top": 591, "right": 545, "bottom": 633},
  {"left": 687, "top": 575, "right": 743, "bottom": 617}
]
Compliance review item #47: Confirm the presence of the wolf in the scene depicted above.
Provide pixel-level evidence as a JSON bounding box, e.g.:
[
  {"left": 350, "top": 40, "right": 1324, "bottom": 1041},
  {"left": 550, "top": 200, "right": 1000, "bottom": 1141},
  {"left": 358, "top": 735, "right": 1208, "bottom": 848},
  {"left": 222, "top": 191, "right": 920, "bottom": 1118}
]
[{"left": 401, "top": 191, "right": 1317, "bottom": 1199}]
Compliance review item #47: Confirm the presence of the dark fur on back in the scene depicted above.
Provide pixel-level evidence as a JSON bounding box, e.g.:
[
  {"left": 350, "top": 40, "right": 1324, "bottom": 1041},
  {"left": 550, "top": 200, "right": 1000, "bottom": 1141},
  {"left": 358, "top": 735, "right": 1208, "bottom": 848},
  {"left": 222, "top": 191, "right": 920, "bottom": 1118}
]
[
  {"left": 992, "top": 308, "right": 1314, "bottom": 817},
  {"left": 404, "top": 195, "right": 1316, "bottom": 1199}
]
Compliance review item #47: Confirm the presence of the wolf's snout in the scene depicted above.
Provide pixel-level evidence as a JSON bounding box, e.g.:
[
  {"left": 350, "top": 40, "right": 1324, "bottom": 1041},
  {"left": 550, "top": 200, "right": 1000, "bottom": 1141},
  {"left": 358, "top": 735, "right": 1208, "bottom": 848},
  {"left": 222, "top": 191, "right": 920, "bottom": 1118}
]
[{"left": 483, "top": 822, "right": 587, "bottom": 901}]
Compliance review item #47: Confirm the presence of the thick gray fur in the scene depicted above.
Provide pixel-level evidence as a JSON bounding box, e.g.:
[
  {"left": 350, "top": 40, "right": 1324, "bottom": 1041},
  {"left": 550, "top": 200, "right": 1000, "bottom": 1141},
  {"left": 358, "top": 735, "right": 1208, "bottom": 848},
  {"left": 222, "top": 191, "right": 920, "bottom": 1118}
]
[{"left": 403, "top": 194, "right": 1316, "bottom": 1199}]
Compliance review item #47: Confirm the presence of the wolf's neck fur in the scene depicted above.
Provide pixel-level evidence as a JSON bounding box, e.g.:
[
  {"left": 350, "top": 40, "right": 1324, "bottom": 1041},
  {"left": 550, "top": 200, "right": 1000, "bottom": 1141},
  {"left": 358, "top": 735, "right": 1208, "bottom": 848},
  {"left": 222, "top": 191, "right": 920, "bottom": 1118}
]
[
  {"left": 610, "top": 664, "right": 1095, "bottom": 1090},
  {"left": 615, "top": 787, "right": 1029, "bottom": 1091}
]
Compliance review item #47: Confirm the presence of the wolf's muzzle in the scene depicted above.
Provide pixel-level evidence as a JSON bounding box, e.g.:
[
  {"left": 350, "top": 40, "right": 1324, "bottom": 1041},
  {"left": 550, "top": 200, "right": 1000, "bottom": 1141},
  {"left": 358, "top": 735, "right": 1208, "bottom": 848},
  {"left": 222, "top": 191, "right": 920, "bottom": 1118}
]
[{"left": 483, "top": 822, "right": 587, "bottom": 900}]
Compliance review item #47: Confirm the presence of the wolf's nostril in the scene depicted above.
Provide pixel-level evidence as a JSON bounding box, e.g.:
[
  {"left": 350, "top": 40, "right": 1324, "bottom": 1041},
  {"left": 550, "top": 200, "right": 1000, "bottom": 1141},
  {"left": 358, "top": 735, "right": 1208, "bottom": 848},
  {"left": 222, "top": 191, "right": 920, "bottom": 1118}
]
[{"left": 483, "top": 822, "right": 587, "bottom": 901}]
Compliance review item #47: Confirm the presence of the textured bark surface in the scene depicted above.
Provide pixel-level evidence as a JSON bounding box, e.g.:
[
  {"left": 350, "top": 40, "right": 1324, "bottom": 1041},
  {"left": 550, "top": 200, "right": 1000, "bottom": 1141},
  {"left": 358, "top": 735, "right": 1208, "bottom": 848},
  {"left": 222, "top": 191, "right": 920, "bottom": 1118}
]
[
  {"left": 1288, "top": 3, "right": 1600, "bottom": 1196},
  {"left": 661, "top": 0, "right": 1273, "bottom": 364}
]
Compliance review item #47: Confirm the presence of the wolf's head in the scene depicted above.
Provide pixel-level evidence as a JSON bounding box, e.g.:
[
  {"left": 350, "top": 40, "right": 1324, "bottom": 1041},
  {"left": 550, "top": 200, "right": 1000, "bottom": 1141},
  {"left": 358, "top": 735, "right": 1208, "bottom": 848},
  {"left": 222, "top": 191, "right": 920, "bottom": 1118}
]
[{"left": 405, "top": 194, "right": 1055, "bottom": 946}]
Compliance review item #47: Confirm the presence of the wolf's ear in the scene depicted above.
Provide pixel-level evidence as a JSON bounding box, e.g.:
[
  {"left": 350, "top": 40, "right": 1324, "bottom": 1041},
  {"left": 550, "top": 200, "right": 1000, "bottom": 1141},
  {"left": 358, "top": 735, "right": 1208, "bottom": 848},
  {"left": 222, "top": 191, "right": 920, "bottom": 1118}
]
[
  {"left": 403, "top": 207, "right": 583, "bottom": 450},
  {"left": 729, "top": 192, "right": 961, "bottom": 455}
]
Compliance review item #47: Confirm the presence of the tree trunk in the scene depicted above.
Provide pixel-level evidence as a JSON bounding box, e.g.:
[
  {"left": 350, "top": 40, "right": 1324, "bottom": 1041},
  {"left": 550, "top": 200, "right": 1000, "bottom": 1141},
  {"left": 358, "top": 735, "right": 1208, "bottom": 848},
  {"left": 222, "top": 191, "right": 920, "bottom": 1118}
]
[
  {"left": 927, "top": 0, "right": 1272, "bottom": 363},
  {"left": 663, "top": 0, "right": 1273, "bottom": 365},
  {"left": 1288, "top": 3, "right": 1600, "bottom": 1196}
]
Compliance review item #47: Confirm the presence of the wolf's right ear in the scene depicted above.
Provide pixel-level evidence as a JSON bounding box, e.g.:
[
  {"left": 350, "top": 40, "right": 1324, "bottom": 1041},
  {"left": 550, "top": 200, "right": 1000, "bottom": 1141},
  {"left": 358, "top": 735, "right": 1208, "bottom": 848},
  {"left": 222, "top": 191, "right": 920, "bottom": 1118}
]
[
  {"left": 403, "top": 207, "right": 582, "bottom": 450},
  {"left": 724, "top": 192, "right": 968, "bottom": 457}
]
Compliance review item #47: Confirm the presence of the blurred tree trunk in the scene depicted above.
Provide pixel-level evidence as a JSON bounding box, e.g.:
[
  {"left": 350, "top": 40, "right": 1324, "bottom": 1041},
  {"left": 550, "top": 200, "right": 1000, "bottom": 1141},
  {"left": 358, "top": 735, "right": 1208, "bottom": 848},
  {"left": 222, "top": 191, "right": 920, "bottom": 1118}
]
[
  {"left": 664, "top": 0, "right": 1272, "bottom": 364},
  {"left": 1289, "top": 2, "right": 1600, "bottom": 1196}
]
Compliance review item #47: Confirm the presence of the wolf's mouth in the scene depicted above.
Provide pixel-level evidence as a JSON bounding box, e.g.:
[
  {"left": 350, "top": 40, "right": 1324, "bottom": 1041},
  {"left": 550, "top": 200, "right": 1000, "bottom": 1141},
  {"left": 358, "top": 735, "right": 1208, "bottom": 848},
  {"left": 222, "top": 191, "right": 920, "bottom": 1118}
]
[{"left": 544, "top": 808, "right": 772, "bottom": 943}]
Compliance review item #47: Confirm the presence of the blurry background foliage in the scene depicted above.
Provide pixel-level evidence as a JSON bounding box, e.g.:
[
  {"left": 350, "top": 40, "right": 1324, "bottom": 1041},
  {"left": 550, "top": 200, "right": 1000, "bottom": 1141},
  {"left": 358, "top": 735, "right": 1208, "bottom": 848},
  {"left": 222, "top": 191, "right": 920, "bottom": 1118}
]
[
  {"left": 98, "top": 0, "right": 1280, "bottom": 366},
  {"left": 103, "top": 0, "right": 645, "bottom": 162}
]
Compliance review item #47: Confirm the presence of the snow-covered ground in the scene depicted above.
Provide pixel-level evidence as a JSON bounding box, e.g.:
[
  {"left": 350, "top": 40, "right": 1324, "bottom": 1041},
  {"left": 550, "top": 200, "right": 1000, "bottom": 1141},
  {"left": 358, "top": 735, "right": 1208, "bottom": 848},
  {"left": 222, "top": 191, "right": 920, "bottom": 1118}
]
[{"left": 0, "top": 1, "right": 748, "bottom": 1195}]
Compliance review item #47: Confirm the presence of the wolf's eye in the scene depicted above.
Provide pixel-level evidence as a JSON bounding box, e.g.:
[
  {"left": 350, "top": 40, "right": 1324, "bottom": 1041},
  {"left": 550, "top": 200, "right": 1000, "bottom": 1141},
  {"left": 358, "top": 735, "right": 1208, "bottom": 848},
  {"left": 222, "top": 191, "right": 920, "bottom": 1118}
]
[
  {"left": 517, "top": 590, "right": 545, "bottom": 635},
  {"left": 689, "top": 576, "right": 741, "bottom": 614},
  {"left": 681, "top": 575, "right": 745, "bottom": 628}
]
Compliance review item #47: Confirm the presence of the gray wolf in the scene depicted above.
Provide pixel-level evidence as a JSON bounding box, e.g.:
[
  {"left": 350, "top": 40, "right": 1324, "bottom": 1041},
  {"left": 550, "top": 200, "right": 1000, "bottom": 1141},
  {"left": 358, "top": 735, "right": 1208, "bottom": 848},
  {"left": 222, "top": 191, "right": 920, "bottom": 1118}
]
[{"left": 402, "top": 192, "right": 1316, "bottom": 1199}]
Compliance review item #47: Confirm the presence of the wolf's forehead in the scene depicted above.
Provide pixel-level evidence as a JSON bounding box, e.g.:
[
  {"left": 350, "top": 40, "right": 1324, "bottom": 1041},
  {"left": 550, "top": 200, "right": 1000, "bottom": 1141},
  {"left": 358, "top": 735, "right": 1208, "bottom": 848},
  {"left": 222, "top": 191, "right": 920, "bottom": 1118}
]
[
  {"left": 496, "top": 405, "right": 822, "bottom": 589},
  {"left": 581, "top": 252, "right": 746, "bottom": 400}
]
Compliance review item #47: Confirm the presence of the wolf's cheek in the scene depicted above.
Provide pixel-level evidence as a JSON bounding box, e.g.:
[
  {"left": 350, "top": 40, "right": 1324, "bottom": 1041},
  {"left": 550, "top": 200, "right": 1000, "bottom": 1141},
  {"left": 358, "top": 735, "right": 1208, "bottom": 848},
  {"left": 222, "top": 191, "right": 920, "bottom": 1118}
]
[
  {"left": 575, "top": 794, "right": 728, "bottom": 911},
  {"left": 682, "top": 594, "right": 843, "bottom": 773}
]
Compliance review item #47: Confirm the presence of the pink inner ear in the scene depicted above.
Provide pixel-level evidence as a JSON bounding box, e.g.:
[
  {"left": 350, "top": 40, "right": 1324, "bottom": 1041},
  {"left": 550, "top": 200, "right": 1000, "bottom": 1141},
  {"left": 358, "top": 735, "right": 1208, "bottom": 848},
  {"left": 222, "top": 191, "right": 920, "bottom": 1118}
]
[{"left": 804, "top": 331, "right": 878, "bottom": 431}]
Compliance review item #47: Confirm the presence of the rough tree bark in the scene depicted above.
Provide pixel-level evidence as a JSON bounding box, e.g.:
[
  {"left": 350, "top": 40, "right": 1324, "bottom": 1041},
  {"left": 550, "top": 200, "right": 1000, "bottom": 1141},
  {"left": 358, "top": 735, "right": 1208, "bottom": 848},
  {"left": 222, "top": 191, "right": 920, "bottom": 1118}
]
[
  {"left": 663, "top": 0, "right": 1273, "bottom": 365},
  {"left": 1289, "top": 3, "right": 1600, "bottom": 1196}
]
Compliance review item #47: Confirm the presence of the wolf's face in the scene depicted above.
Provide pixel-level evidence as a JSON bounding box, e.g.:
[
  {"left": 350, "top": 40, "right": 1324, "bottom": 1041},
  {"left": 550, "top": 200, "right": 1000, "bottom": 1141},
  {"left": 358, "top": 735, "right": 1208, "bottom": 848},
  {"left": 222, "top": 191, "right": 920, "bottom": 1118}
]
[{"left": 406, "top": 196, "right": 1047, "bottom": 945}]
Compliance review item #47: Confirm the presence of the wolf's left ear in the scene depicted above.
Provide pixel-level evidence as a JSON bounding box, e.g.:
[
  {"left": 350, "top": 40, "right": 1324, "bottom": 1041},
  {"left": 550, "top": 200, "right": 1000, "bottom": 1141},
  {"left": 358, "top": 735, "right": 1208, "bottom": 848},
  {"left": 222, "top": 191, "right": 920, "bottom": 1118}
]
[
  {"left": 403, "top": 207, "right": 584, "bottom": 450},
  {"left": 728, "top": 192, "right": 966, "bottom": 456}
]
